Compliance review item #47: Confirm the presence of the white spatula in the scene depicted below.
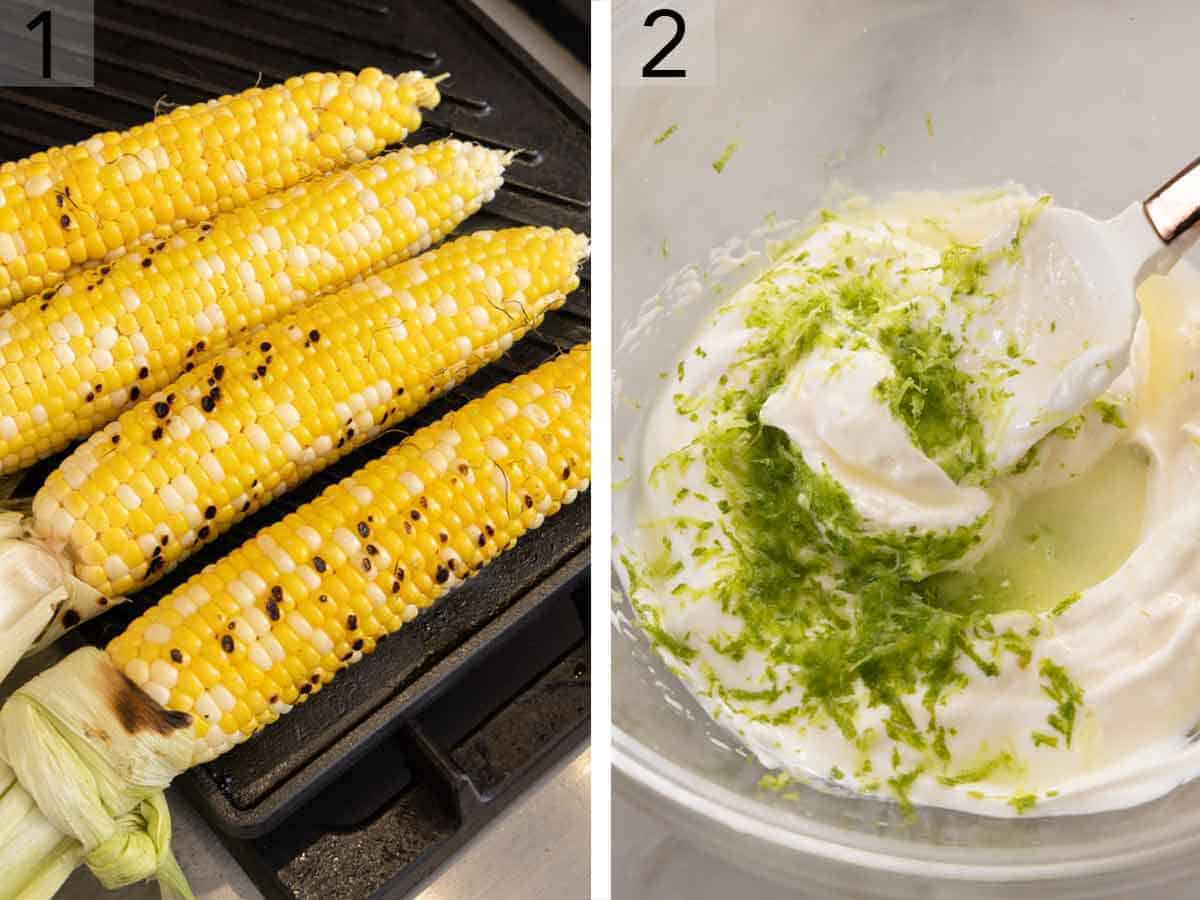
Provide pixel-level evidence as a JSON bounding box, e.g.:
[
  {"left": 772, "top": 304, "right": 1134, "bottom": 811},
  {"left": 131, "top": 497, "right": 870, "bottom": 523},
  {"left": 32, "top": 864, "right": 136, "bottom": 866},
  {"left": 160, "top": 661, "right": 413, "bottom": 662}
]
[{"left": 972, "top": 158, "right": 1200, "bottom": 470}]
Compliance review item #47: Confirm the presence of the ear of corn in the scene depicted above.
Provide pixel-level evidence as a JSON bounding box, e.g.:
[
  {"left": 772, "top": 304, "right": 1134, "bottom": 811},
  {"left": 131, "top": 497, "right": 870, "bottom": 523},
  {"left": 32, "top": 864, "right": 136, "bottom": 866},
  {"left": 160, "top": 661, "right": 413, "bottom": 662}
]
[
  {"left": 0, "top": 68, "right": 441, "bottom": 308},
  {"left": 0, "top": 139, "right": 508, "bottom": 473},
  {"left": 0, "top": 347, "right": 589, "bottom": 899},
  {"left": 105, "top": 344, "right": 590, "bottom": 763},
  {"left": 26, "top": 226, "right": 588, "bottom": 645}
]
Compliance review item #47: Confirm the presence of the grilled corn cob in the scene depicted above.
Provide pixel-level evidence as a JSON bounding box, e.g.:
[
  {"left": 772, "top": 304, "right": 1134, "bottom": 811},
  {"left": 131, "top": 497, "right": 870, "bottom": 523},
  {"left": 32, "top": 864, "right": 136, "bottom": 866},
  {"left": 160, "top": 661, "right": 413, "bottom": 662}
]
[
  {"left": 0, "top": 139, "right": 508, "bottom": 473},
  {"left": 3, "top": 227, "right": 587, "bottom": 665},
  {"left": 0, "top": 68, "right": 441, "bottom": 307},
  {"left": 0, "top": 346, "right": 590, "bottom": 898}
]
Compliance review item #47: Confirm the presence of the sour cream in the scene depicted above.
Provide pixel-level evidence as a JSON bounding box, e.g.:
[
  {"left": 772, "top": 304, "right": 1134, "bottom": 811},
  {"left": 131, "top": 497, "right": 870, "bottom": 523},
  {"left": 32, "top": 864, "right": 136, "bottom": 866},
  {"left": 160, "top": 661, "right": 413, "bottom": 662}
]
[{"left": 624, "top": 188, "right": 1200, "bottom": 816}]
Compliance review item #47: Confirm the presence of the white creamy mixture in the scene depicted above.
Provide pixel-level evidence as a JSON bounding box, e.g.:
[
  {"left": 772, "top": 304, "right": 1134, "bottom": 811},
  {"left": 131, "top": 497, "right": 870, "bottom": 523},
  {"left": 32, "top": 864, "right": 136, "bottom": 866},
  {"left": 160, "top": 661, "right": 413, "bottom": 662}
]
[{"left": 624, "top": 188, "right": 1200, "bottom": 816}]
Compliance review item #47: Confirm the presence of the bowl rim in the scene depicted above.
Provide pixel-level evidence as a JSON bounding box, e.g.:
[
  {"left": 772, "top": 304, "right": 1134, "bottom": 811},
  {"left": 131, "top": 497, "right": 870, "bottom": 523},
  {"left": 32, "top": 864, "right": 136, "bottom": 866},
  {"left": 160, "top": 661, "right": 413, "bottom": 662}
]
[{"left": 612, "top": 722, "right": 1200, "bottom": 882}]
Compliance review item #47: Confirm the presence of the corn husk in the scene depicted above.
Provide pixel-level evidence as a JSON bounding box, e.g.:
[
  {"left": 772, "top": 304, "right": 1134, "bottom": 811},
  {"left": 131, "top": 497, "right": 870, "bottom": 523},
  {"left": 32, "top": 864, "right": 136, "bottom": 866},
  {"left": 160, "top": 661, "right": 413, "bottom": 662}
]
[
  {"left": 0, "top": 510, "right": 105, "bottom": 685},
  {"left": 0, "top": 647, "right": 196, "bottom": 899},
  {"left": 0, "top": 761, "right": 84, "bottom": 900}
]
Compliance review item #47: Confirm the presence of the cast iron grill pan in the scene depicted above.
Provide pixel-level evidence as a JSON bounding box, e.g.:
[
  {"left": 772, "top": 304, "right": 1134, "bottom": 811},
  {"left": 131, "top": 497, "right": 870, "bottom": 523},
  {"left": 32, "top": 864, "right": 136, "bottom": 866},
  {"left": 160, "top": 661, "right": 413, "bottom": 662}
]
[{"left": 3, "top": 2, "right": 589, "bottom": 896}]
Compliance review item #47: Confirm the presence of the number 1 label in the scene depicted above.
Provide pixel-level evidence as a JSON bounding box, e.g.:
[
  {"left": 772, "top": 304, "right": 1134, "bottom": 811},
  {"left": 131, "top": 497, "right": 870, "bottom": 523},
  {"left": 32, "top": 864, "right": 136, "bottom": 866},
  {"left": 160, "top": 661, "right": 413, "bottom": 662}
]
[
  {"left": 0, "top": 1, "right": 92, "bottom": 86},
  {"left": 26, "top": 9, "right": 52, "bottom": 79}
]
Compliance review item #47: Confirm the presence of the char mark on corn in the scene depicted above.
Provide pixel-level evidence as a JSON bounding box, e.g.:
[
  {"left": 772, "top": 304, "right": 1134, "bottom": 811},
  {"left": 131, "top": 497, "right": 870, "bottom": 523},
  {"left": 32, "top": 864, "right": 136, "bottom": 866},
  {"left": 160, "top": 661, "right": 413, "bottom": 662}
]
[
  {"left": 0, "top": 139, "right": 508, "bottom": 473},
  {"left": 106, "top": 346, "right": 591, "bottom": 764},
  {"left": 0, "top": 69, "right": 441, "bottom": 307},
  {"left": 32, "top": 227, "right": 588, "bottom": 603}
]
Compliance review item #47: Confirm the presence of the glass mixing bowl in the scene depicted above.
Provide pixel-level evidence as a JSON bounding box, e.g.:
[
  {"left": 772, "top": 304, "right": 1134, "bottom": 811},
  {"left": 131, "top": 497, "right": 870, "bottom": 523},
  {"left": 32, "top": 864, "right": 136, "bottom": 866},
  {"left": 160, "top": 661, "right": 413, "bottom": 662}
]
[{"left": 611, "top": 1, "right": 1200, "bottom": 895}]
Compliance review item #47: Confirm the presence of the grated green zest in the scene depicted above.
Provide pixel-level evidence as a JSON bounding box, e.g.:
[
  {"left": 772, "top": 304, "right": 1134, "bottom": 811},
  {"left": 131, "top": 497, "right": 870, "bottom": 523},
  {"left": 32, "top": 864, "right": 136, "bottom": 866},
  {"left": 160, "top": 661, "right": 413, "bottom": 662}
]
[
  {"left": 1093, "top": 398, "right": 1128, "bottom": 429},
  {"left": 940, "top": 243, "right": 990, "bottom": 299},
  {"left": 1005, "top": 195, "right": 1052, "bottom": 264},
  {"left": 1009, "top": 792, "right": 1038, "bottom": 814},
  {"left": 700, "top": 422, "right": 992, "bottom": 755},
  {"left": 888, "top": 766, "right": 924, "bottom": 816},
  {"left": 1050, "top": 592, "right": 1082, "bottom": 617},
  {"left": 1039, "top": 658, "right": 1084, "bottom": 748},
  {"left": 628, "top": 197, "right": 1086, "bottom": 806},
  {"left": 739, "top": 247, "right": 992, "bottom": 484},
  {"left": 874, "top": 318, "right": 988, "bottom": 483},
  {"left": 936, "top": 750, "right": 1020, "bottom": 786},
  {"left": 758, "top": 771, "right": 793, "bottom": 792},
  {"left": 712, "top": 142, "right": 739, "bottom": 174},
  {"left": 1031, "top": 731, "right": 1059, "bottom": 749},
  {"left": 623, "top": 552, "right": 698, "bottom": 663}
]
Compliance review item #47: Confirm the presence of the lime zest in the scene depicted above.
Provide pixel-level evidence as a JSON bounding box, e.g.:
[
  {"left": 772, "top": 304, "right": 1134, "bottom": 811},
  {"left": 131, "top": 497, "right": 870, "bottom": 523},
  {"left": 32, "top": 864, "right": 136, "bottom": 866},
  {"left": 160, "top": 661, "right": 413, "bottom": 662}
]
[
  {"left": 1009, "top": 792, "right": 1038, "bottom": 814},
  {"left": 1031, "top": 731, "right": 1059, "bottom": 749},
  {"left": 1050, "top": 592, "right": 1081, "bottom": 617},
  {"left": 1093, "top": 398, "right": 1128, "bottom": 429},
  {"left": 1039, "top": 658, "right": 1084, "bottom": 748},
  {"left": 712, "top": 141, "right": 740, "bottom": 174},
  {"left": 630, "top": 197, "right": 1094, "bottom": 801},
  {"left": 936, "top": 750, "right": 1020, "bottom": 786}
]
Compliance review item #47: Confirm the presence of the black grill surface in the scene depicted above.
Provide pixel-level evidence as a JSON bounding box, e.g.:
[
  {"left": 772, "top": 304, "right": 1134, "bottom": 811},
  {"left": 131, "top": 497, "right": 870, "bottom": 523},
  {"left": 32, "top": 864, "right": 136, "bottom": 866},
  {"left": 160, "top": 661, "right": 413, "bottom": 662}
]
[
  {"left": 3, "top": 2, "right": 589, "bottom": 897},
  {"left": 513, "top": 0, "right": 589, "bottom": 64}
]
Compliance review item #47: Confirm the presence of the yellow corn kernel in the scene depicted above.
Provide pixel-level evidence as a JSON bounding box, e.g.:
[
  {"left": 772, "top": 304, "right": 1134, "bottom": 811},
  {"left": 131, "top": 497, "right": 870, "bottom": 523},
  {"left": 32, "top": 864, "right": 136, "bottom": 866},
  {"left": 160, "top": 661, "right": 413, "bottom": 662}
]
[
  {"left": 0, "top": 69, "right": 441, "bottom": 307},
  {"left": 30, "top": 228, "right": 586, "bottom": 611},
  {"left": 0, "top": 140, "right": 509, "bottom": 474},
  {"left": 106, "top": 346, "right": 591, "bottom": 764}
]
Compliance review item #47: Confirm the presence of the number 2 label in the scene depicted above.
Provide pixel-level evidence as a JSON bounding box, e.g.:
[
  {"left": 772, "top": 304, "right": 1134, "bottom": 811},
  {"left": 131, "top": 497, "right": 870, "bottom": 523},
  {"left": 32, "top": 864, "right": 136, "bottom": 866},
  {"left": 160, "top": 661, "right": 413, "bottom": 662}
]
[{"left": 642, "top": 8, "right": 686, "bottom": 79}]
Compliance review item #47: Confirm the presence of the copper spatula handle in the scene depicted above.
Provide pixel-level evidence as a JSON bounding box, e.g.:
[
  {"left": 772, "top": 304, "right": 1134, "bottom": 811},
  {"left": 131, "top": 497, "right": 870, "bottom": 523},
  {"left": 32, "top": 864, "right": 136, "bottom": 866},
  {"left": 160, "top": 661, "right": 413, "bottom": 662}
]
[{"left": 1145, "top": 156, "right": 1200, "bottom": 243}]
